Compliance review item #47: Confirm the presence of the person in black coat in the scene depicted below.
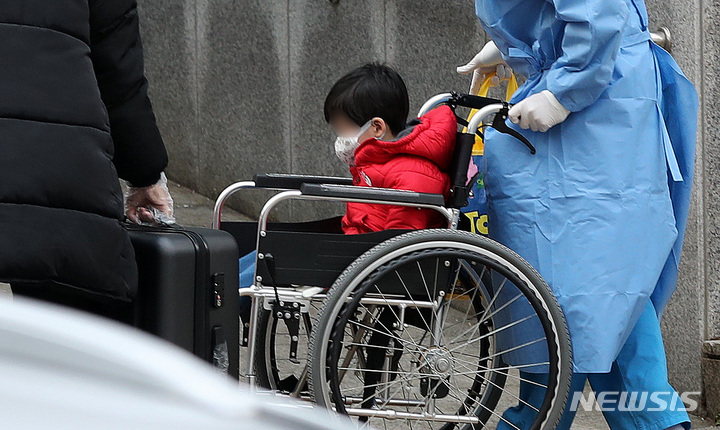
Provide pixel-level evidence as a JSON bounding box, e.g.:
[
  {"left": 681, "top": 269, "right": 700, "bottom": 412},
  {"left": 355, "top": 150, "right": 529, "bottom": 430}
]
[{"left": 0, "top": 0, "right": 173, "bottom": 321}]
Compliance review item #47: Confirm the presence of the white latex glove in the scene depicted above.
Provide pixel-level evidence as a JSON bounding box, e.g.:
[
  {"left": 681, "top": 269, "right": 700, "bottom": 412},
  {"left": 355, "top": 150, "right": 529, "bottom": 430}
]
[
  {"left": 457, "top": 41, "right": 513, "bottom": 92},
  {"left": 508, "top": 90, "right": 571, "bottom": 132},
  {"left": 125, "top": 172, "right": 176, "bottom": 225}
]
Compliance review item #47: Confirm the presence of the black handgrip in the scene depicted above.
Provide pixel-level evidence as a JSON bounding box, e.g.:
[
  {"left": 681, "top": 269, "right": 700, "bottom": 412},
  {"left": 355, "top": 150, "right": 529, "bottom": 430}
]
[
  {"left": 491, "top": 107, "right": 537, "bottom": 154},
  {"left": 453, "top": 93, "right": 504, "bottom": 110},
  {"left": 253, "top": 173, "right": 353, "bottom": 189},
  {"left": 300, "top": 183, "right": 446, "bottom": 206},
  {"left": 450, "top": 92, "right": 536, "bottom": 154}
]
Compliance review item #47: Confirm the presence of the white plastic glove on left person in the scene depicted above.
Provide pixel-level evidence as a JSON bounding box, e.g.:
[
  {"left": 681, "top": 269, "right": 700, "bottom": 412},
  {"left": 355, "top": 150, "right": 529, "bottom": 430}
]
[
  {"left": 508, "top": 90, "right": 570, "bottom": 132},
  {"left": 124, "top": 172, "right": 176, "bottom": 225},
  {"left": 457, "top": 41, "right": 513, "bottom": 93}
]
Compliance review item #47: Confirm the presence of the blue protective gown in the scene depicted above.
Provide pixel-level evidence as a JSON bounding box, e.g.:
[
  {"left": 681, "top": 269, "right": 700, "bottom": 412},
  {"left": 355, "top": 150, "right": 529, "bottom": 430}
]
[{"left": 474, "top": 0, "right": 698, "bottom": 373}]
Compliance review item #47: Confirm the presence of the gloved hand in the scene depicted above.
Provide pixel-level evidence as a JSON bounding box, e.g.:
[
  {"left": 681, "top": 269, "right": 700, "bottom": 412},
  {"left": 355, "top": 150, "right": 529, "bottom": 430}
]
[
  {"left": 124, "top": 172, "right": 176, "bottom": 225},
  {"left": 508, "top": 90, "right": 571, "bottom": 132},
  {"left": 457, "top": 41, "right": 513, "bottom": 93}
]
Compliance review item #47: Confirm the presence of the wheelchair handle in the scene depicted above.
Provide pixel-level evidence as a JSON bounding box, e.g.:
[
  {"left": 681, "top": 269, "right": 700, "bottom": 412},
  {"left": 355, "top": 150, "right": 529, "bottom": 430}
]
[
  {"left": 466, "top": 103, "right": 535, "bottom": 154},
  {"left": 418, "top": 93, "right": 504, "bottom": 131},
  {"left": 212, "top": 181, "right": 256, "bottom": 229},
  {"left": 418, "top": 92, "right": 535, "bottom": 154},
  {"left": 466, "top": 103, "right": 506, "bottom": 134},
  {"left": 417, "top": 93, "right": 455, "bottom": 118}
]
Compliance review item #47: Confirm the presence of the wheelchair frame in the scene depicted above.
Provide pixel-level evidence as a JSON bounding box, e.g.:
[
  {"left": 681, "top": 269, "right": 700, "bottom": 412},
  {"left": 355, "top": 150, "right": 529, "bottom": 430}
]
[
  {"left": 211, "top": 95, "right": 571, "bottom": 429},
  {"left": 213, "top": 96, "right": 500, "bottom": 386}
]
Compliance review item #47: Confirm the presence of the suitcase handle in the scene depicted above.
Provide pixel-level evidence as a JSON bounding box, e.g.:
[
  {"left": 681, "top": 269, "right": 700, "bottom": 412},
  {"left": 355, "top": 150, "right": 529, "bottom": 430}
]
[{"left": 123, "top": 220, "right": 184, "bottom": 231}]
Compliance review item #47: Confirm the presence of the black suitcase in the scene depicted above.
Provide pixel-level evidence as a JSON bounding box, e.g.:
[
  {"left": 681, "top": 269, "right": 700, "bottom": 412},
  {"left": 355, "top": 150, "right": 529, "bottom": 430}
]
[{"left": 126, "top": 224, "right": 240, "bottom": 378}]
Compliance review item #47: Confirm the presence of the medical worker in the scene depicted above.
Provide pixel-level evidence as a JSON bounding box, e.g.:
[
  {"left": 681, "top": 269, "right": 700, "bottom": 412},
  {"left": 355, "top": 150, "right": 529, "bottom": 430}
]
[{"left": 458, "top": 0, "right": 698, "bottom": 428}]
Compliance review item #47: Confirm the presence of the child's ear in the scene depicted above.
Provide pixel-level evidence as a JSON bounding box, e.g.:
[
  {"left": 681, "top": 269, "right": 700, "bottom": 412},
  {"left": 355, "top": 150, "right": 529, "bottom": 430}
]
[{"left": 371, "top": 117, "right": 387, "bottom": 138}]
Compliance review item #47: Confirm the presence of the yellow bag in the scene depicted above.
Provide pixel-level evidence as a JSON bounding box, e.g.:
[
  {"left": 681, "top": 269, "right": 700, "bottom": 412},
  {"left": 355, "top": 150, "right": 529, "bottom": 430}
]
[
  {"left": 460, "top": 71, "right": 517, "bottom": 235},
  {"left": 466, "top": 72, "right": 518, "bottom": 155}
]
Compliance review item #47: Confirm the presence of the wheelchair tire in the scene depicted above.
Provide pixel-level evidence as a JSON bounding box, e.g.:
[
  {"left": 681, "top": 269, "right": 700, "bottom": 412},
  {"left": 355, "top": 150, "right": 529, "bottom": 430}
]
[
  {"left": 308, "top": 229, "right": 572, "bottom": 430},
  {"left": 255, "top": 307, "right": 313, "bottom": 395}
]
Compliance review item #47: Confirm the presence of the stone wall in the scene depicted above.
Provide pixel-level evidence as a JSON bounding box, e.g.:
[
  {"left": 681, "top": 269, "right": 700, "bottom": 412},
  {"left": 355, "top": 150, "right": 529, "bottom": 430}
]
[{"left": 137, "top": 0, "right": 487, "bottom": 221}]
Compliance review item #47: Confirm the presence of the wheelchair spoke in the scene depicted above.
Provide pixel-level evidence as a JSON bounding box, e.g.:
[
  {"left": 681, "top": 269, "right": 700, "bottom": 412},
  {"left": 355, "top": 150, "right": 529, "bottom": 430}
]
[
  {"left": 450, "top": 366, "right": 547, "bottom": 412},
  {"left": 445, "top": 372, "right": 484, "bottom": 415},
  {"left": 469, "top": 337, "right": 547, "bottom": 361},
  {"left": 475, "top": 364, "right": 548, "bottom": 389},
  {"left": 477, "top": 277, "right": 509, "bottom": 322},
  {"left": 452, "top": 360, "right": 541, "bottom": 413},
  {"left": 337, "top": 304, "right": 379, "bottom": 383},
  {"left": 446, "top": 290, "right": 523, "bottom": 347},
  {"left": 344, "top": 363, "right": 422, "bottom": 413},
  {"left": 344, "top": 309, "right": 429, "bottom": 354},
  {"left": 416, "top": 260, "right": 433, "bottom": 301},
  {"left": 439, "top": 273, "right": 483, "bottom": 340},
  {"left": 443, "top": 376, "right": 522, "bottom": 430},
  {"left": 446, "top": 313, "right": 536, "bottom": 350},
  {"left": 393, "top": 270, "right": 434, "bottom": 338},
  {"left": 362, "top": 287, "right": 433, "bottom": 353}
]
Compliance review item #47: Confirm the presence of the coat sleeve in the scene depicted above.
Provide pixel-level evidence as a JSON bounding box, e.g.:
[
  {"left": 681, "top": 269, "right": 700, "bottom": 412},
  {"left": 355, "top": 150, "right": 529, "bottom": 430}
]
[
  {"left": 382, "top": 169, "right": 448, "bottom": 231},
  {"left": 89, "top": 0, "right": 168, "bottom": 187},
  {"left": 544, "top": 0, "right": 630, "bottom": 112}
]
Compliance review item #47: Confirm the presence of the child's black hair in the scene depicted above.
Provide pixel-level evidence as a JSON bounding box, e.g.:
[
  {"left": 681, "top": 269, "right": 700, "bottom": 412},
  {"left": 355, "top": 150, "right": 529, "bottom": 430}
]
[{"left": 324, "top": 63, "right": 409, "bottom": 136}]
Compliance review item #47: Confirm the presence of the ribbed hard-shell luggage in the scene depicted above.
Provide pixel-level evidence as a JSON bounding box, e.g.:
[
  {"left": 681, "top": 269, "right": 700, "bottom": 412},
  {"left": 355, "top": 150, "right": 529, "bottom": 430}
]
[{"left": 126, "top": 224, "right": 239, "bottom": 378}]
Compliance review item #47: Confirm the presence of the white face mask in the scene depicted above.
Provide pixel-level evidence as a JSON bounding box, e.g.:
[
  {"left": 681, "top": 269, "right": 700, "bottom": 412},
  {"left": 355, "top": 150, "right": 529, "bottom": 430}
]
[{"left": 334, "top": 121, "right": 371, "bottom": 166}]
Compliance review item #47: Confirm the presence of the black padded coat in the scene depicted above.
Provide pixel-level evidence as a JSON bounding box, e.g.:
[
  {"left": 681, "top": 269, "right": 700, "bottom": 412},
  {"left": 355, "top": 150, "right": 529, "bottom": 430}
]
[{"left": 0, "top": 0, "right": 168, "bottom": 300}]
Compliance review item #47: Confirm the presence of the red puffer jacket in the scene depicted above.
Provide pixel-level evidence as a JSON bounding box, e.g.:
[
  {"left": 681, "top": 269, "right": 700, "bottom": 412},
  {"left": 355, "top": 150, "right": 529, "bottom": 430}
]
[{"left": 342, "top": 105, "right": 456, "bottom": 234}]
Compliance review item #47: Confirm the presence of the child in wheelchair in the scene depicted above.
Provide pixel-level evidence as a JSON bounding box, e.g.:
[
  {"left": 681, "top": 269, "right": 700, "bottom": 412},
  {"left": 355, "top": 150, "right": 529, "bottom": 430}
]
[
  {"left": 239, "top": 63, "right": 458, "bottom": 308},
  {"left": 325, "top": 62, "right": 456, "bottom": 233}
]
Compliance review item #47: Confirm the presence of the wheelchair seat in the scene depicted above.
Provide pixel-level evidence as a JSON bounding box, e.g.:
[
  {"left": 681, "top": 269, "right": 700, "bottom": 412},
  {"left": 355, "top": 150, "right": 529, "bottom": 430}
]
[{"left": 222, "top": 216, "right": 407, "bottom": 288}]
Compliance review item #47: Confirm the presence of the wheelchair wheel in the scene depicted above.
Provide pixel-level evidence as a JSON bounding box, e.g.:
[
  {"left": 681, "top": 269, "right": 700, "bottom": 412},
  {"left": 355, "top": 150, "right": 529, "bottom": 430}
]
[
  {"left": 255, "top": 298, "right": 321, "bottom": 396},
  {"left": 308, "top": 230, "right": 572, "bottom": 430}
]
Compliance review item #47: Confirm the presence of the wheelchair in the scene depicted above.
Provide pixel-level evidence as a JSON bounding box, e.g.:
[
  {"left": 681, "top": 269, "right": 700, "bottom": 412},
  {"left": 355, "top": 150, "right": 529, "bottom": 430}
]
[{"left": 212, "top": 93, "right": 573, "bottom": 429}]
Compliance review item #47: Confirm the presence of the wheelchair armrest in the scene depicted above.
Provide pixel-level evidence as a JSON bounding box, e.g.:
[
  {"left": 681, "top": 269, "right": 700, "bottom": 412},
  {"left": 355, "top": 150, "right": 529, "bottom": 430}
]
[
  {"left": 300, "top": 183, "right": 446, "bottom": 207},
  {"left": 253, "top": 173, "right": 353, "bottom": 189}
]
